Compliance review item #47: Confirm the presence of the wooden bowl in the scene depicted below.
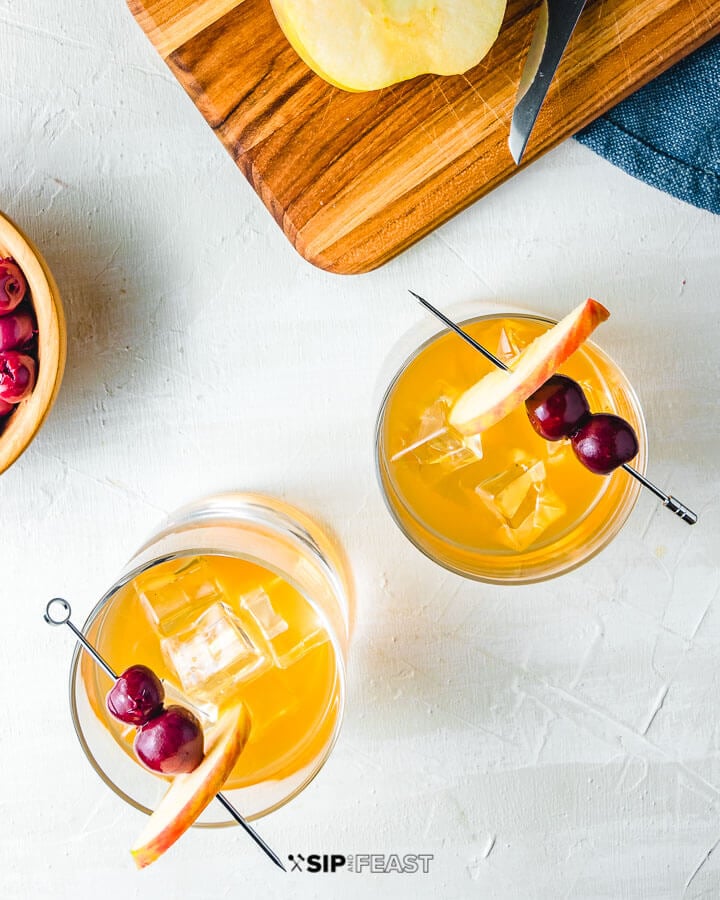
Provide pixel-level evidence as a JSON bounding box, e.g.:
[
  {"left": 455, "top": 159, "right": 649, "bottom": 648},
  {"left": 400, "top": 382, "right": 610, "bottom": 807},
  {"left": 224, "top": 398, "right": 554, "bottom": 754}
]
[{"left": 0, "top": 211, "right": 66, "bottom": 474}]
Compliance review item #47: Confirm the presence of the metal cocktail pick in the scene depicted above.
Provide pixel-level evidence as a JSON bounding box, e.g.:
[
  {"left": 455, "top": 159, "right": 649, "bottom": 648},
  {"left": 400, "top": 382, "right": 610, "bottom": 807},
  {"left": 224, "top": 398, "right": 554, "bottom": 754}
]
[
  {"left": 44, "top": 597, "right": 287, "bottom": 872},
  {"left": 409, "top": 291, "right": 698, "bottom": 526}
]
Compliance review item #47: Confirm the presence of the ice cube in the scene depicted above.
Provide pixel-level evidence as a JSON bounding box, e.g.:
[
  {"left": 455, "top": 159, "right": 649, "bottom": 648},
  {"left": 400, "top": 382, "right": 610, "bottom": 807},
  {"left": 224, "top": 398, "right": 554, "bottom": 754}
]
[
  {"left": 266, "top": 624, "right": 329, "bottom": 669},
  {"left": 163, "top": 680, "right": 219, "bottom": 724},
  {"left": 240, "top": 584, "right": 327, "bottom": 669},
  {"left": 545, "top": 437, "right": 573, "bottom": 463},
  {"left": 475, "top": 455, "right": 566, "bottom": 551},
  {"left": 136, "top": 557, "right": 226, "bottom": 637},
  {"left": 577, "top": 378, "right": 612, "bottom": 415},
  {"left": 496, "top": 324, "right": 527, "bottom": 365},
  {"left": 391, "top": 399, "right": 483, "bottom": 473},
  {"left": 498, "top": 487, "right": 566, "bottom": 551},
  {"left": 161, "top": 602, "right": 270, "bottom": 702},
  {"left": 241, "top": 587, "right": 289, "bottom": 641},
  {"left": 463, "top": 432, "right": 484, "bottom": 460},
  {"left": 476, "top": 459, "right": 546, "bottom": 522}
]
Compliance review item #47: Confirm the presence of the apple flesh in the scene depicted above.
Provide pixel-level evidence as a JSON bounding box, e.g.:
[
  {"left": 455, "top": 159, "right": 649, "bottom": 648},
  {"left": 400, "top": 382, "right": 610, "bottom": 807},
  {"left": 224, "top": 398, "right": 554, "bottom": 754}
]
[
  {"left": 449, "top": 299, "right": 610, "bottom": 436},
  {"left": 269, "top": 0, "right": 508, "bottom": 92},
  {"left": 130, "top": 704, "right": 252, "bottom": 869}
]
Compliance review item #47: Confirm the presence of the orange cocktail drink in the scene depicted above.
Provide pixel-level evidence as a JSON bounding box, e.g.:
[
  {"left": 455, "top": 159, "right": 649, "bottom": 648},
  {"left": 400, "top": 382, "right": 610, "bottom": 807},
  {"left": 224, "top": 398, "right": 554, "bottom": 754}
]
[
  {"left": 376, "top": 312, "right": 647, "bottom": 583},
  {"left": 73, "top": 493, "right": 352, "bottom": 823}
]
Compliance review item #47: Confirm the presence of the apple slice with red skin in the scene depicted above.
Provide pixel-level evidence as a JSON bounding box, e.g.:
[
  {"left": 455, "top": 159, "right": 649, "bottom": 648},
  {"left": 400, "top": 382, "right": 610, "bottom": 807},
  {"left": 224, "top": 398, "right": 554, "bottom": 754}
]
[
  {"left": 131, "top": 704, "right": 251, "bottom": 869},
  {"left": 449, "top": 299, "right": 610, "bottom": 436}
]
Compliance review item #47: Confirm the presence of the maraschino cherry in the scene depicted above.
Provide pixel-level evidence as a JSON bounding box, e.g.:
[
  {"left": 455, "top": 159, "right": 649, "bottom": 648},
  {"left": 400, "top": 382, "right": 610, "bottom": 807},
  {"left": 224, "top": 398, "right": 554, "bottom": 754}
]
[
  {"left": 571, "top": 413, "right": 639, "bottom": 475},
  {"left": 106, "top": 665, "right": 204, "bottom": 775},
  {"left": 134, "top": 706, "right": 204, "bottom": 775},
  {"left": 525, "top": 374, "right": 590, "bottom": 441},
  {"left": 107, "top": 665, "right": 164, "bottom": 726},
  {"left": 526, "top": 375, "right": 639, "bottom": 475}
]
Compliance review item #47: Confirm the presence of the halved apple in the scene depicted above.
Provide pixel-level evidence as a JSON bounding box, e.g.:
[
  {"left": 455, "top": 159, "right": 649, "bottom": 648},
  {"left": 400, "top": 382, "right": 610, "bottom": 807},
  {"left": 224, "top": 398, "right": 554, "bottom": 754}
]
[
  {"left": 131, "top": 704, "right": 251, "bottom": 869},
  {"left": 269, "top": 0, "right": 508, "bottom": 92},
  {"left": 449, "top": 299, "right": 610, "bottom": 436}
]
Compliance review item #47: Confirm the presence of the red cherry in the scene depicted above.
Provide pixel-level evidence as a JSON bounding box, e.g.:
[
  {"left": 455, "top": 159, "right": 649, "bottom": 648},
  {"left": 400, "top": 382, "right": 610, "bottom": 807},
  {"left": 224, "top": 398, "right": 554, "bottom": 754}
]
[
  {"left": 134, "top": 706, "right": 204, "bottom": 775},
  {"left": 106, "top": 665, "right": 164, "bottom": 726},
  {"left": 571, "top": 413, "right": 639, "bottom": 475},
  {"left": 525, "top": 375, "right": 590, "bottom": 441},
  {"left": 0, "top": 308, "right": 35, "bottom": 352},
  {"left": 0, "top": 352, "right": 36, "bottom": 403},
  {"left": 0, "top": 258, "right": 28, "bottom": 314}
]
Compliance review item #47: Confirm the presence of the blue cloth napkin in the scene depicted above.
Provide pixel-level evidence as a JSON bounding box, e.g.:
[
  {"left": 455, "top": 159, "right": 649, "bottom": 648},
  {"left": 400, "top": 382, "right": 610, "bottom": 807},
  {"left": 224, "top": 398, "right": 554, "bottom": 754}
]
[{"left": 575, "top": 35, "right": 720, "bottom": 215}]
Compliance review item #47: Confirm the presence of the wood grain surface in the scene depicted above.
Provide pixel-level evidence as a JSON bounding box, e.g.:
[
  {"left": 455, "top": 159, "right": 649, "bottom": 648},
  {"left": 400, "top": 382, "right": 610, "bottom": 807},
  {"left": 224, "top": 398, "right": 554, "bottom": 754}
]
[
  {"left": 127, "top": 0, "right": 720, "bottom": 274},
  {"left": 0, "top": 212, "right": 66, "bottom": 474}
]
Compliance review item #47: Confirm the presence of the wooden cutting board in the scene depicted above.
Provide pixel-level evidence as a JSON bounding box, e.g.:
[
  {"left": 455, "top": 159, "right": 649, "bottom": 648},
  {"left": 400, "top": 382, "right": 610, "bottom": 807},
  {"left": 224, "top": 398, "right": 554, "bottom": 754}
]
[{"left": 127, "top": 0, "right": 720, "bottom": 274}]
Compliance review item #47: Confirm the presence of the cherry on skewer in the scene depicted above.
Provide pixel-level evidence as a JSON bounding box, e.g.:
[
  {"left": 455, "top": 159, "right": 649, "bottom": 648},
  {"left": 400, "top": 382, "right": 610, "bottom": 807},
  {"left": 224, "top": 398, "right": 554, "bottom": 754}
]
[
  {"left": 106, "top": 666, "right": 204, "bottom": 774},
  {"left": 570, "top": 413, "right": 639, "bottom": 475},
  {"left": 524, "top": 379, "right": 640, "bottom": 473},
  {"left": 43, "top": 597, "right": 287, "bottom": 871},
  {"left": 411, "top": 291, "right": 698, "bottom": 525},
  {"left": 524, "top": 374, "right": 590, "bottom": 441},
  {"left": 134, "top": 705, "right": 204, "bottom": 775},
  {"left": 107, "top": 665, "right": 165, "bottom": 726}
]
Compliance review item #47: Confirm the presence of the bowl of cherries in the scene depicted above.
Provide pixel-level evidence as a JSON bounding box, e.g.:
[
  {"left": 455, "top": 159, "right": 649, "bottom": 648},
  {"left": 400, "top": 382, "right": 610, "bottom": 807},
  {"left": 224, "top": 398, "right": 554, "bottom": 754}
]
[{"left": 0, "top": 211, "right": 66, "bottom": 474}]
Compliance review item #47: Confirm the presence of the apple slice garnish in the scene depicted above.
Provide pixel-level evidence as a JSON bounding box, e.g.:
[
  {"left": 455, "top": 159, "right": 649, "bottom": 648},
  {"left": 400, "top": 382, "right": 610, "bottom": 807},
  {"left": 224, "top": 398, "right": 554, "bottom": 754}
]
[
  {"left": 449, "top": 299, "right": 610, "bottom": 436},
  {"left": 131, "top": 703, "right": 251, "bottom": 869}
]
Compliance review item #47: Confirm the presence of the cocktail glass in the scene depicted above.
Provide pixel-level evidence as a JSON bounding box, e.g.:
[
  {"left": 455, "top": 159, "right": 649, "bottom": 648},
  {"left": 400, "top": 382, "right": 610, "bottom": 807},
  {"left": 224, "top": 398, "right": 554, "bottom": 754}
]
[
  {"left": 375, "top": 303, "right": 647, "bottom": 584},
  {"left": 70, "top": 492, "right": 353, "bottom": 825}
]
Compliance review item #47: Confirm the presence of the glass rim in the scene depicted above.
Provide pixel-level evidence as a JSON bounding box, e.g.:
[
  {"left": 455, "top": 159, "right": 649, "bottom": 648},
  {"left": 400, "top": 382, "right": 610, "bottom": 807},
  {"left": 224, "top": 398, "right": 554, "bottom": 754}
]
[
  {"left": 374, "top": 311, "right": 649, "bottom": 585},
  {"left": 69, "top": 544, "right": 348, "bottom": 826}
]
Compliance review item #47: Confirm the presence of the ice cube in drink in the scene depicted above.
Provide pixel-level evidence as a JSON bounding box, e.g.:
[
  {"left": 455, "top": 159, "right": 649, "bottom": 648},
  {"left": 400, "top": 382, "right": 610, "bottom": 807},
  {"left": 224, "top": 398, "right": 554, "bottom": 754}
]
[
  {"left": 496, "top": 323, "right": 526, "bottom": 365},
  {"left": 474, "top": 453, "right": 566, "bottom": 551},
  {"left": 135, "top": 557, "right": 226, "bottom": 637},
  {"left": 161, "top": 601, "right": 269, "bottom": 705},
  {"left": 241, "top": 583, "right": 329, "bottom": 669},
  {"left": 391, "top": 397, "right": 483, "bottom": 484}
]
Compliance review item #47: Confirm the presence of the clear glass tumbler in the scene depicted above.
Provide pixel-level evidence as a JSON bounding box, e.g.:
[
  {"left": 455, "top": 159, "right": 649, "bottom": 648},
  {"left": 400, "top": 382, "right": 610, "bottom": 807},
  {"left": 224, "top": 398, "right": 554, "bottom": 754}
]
[
  {"left": 70, "top": 492, "right": 353, "bottom": 825},
  {"left": 375, "top": 303, "right": 647, "bottom": 584}
]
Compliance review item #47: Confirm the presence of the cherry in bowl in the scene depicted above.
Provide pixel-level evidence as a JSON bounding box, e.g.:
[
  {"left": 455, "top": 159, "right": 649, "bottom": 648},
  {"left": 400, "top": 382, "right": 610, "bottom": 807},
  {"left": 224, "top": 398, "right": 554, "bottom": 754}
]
[
  {"left": 0, "top": 351, "right": 36, "bottom": 404},
  {"left": 0, "top": 258, "right": 28, "bottom": 314}
]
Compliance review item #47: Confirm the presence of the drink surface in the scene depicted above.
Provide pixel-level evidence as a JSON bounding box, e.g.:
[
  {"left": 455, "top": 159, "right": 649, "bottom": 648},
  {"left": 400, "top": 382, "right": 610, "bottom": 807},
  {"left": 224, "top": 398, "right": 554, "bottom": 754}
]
[
  {"left": 82, "top": 553, "right": 341, "bottom": 792},
  {"left": 379, "top": 315, "right": 642, "bottom": 574}
]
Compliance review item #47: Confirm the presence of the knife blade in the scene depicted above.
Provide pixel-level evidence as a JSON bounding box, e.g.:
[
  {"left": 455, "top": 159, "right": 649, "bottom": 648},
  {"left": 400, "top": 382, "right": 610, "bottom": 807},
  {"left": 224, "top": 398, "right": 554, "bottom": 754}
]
[{"left": 509, "top": 0, "right": 588, "bottom": 164}]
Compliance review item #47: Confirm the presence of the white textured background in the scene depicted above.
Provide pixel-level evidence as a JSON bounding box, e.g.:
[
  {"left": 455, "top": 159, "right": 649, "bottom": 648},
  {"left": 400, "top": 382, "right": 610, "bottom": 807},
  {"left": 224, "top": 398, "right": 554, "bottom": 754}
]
[{"left": 2, "top": 2, "right": 719, "bottom": 898}]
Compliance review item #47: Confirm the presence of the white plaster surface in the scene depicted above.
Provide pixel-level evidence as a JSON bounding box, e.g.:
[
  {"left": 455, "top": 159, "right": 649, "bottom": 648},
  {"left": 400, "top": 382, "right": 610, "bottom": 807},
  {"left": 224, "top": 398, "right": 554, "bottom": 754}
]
[{"left": 2, "top": 3, "right": 719, "bottom": 898}]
